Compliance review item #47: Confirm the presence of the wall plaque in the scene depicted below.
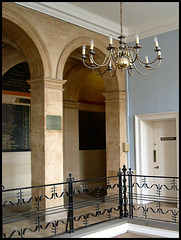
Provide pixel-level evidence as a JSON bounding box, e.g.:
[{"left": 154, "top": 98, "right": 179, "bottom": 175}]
[
  {"left": 160, "top": 137, "right": 176, "bottom": 141},
  {"left": 2, "top": 62, "right": 30, "bottom": 93},
  {"left": 2, "top": 104, "right": 31, "bottom": 152},
  {"left": 46, "top": 115, "right": 61, "bottom": 130}
]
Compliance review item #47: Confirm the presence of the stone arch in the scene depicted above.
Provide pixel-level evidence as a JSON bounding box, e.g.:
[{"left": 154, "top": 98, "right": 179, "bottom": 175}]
[
  {"left": 56, "top": 37, "right": 125, "bottom": 92},
  {"left": 58, "top": 36, "right": 127, "bottom": 180},
  {"left": 2, "top": 5, "right": 52, "bottom": 79}
]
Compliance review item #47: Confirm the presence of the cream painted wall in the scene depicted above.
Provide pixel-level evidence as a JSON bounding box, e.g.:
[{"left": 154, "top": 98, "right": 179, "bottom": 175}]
[
  {"left": 63, "top": 106, "right": 80, "bottom": 181},
  {"left": 2, "top": 152, "right": 31, "bottom": 189},
  {"left": 2, "top": 152, "right": 31, "bottom": 202}
]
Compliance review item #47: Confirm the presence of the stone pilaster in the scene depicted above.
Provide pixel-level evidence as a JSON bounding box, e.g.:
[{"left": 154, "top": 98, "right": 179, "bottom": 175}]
[
  {"left": 63, "top": 101, "right": 80, "bottom": 181},
  {"left": 27, "top": 77, "right": 66, "bottom": 222},
  {"left": 103, "top": 90, "right": 127, "bottom": 177}
]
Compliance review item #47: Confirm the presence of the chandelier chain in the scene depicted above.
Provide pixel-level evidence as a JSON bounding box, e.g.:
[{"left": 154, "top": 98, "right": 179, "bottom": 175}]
[{"left": 120, "top": 2, "right": 123, "bottom": 36}]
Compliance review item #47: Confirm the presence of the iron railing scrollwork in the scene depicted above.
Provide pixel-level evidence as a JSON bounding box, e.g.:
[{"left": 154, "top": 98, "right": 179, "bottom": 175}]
[{"left": 2, "top": 165, "right": 179, "bottom": 238}]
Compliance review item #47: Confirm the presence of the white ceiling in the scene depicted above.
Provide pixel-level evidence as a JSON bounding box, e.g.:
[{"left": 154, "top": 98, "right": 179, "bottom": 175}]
[
  {"left": 14, "top": 2, "right": 179, "bottom": 42},
  {"left": 69, "top": 2, "right": 178, "bottom": 28},
  {"left": 69, "top": 2, "right": 179, "bottom": 39}
]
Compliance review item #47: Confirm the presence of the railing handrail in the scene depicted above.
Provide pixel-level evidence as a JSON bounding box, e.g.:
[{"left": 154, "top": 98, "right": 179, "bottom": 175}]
[
  {"left": 2, "top": 181, "right": 68, "bottom": 192},
  {"left": 2, "top": 173, "right": 179, "bottom": 193},
  {"left": 132, "top": 174, "right": 179, "bottom": 179}
]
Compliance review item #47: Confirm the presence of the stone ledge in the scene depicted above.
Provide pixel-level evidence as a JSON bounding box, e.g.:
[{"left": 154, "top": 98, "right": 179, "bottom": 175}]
[{"left": 52, "top": 218, "right": 179, "bottom": 238}]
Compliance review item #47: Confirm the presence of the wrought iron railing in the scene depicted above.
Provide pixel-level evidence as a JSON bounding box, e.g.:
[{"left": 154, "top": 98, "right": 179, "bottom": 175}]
[{"left": 2, "top": 165, "right": 179, "bottom": 238}]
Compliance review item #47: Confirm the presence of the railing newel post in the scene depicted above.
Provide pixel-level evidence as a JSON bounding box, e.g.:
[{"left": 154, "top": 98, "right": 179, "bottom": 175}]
[
  {"left": 128, "top": 168, "right": 133, "bottom": 219},
  {"left": 66, "top": 174, "right": 74, "bottom": 234},
  {"left": 122, "top": 165, "right": 128, "bottom": 218},
  {"left": 118, "top": 168, "right": 123, "bottom": 219}
]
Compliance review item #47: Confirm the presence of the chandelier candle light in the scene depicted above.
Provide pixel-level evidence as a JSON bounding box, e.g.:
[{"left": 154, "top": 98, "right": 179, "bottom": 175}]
[{"left": 81, "top": 2, "right": 163, "bottom": 77}]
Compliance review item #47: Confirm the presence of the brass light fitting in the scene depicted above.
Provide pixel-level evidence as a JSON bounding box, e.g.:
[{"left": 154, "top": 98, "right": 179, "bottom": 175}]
[{"left": 81, "top": 2, "right": 163, "bottom": 77}]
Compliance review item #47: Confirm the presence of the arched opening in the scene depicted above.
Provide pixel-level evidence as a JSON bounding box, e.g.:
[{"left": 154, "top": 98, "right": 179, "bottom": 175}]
[
  {"left": 63, "top": 46, "right": 106, "bottom": 182},
  {"left": 2, "top": 14, "right": 48, "bottom": 192},
  {"left": 57, "top": 37, "right": 127, "bottom": 184},
  {"left": 58, "top": 37, "right": 127, "bottom": 185}
]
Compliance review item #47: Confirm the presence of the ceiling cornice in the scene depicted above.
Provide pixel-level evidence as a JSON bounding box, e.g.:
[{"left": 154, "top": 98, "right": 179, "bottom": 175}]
[
  {"left": 13, "top": 2, "right": 178, "bottom": 43},
  {"left": 13, "top": 2, "right": 128, "bottom": 40},
  {"left": 126, "top": 14, "right": 178, "bottom": 43}
]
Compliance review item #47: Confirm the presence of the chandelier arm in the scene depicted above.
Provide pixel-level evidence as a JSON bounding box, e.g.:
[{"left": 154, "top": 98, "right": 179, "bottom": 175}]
[
  {"left": 129, "top": 47, "right": 159, "bottom": 66},
  {"left": 82, "top": 59, "right": 102, "bottom": 69},
  {"left": 109, "top": 67, "right": 117, "bottom": 77},
  {"left": 137, "top": 58, "right": 161, "bottom": 70},
  {"left": 129, "top": 55, "right": 138, "bottom": 64},
  {"left": 90, "top": 51, "right": 111, "bottom": 67},
  {"left": 137, "top": 58, "right": 152, "bottom": 69},
  {"left": 132, "top": 62, "right": 149, "bottom": 76},
  {"left": 93, "top": 56, "right": 111, "bottom": 67},
  {"left": 128, "top": 68, "right": 133, "bottom": 76},
  {"left": 137, "top": 55, "right": 160, "bottom": 65},
  {"left": 83, "top": 58, "right": 109, "bottom": 70},
  {"left": 92, "top": 67, "right": 108, "bottom": 76},
  {"left": 147, "top": 60, "right": 162, "bottom": 70},
  {"left": 107, "top": 63, "right": 117, "bottom": 77},
  {"left": 82, "top": 59, "right": 94, "bottom": 69},
  {"left": 127, "top": 48, "right": 138, "bottom": 64},
  {"left": 110, "top": 47, "right": 119, "bottom": 64},
  {"left": 92, "top": 62, "right": 117, "bottom": 77},
  {"left": 146, "top": 58, "right": 161, "bottom": 66}
]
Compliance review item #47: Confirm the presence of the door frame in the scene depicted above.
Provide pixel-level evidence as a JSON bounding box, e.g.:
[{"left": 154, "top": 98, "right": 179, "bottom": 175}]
[
  {"left": 134, "top": 111, "right": 179, "bottom": 205},
  {"left": 135, "top": 111, "right": 179, "bottom": 177}
]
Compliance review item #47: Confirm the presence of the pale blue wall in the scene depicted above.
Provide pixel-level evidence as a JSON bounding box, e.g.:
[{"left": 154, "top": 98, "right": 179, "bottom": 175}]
[{"left": 127, "top": 29, "right": 179, "bottom": 170}]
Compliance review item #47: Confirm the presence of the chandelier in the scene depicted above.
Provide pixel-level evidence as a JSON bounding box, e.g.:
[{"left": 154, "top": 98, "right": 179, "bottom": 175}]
[{"left": 81, "top": 2, "right": 163, "bottom": 77}]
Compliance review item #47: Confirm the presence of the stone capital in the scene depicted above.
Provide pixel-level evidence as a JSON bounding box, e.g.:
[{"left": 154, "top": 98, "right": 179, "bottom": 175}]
[
  {"left": 27, "top": 78, "right": 67, "bottom": 90},
  {"left": 103, "top": 90, "right": 126, "bottom": 102},
  {"left": 63, "top": 100, "right": 80, "bottom": 109}
]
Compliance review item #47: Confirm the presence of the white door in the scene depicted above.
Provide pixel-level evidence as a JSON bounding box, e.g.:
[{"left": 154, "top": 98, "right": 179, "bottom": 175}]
[
  {"left": 153, "top": 120, "right": 176, "bottom": 176},
  {"left": 153, "top": 119, "right": 177, "bottom": 199}
]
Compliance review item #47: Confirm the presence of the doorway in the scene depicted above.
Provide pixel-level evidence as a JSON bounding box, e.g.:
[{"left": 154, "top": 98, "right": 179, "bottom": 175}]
[
  {"left": 79, "top": 110, "right": 106, "bottom": 180},
  {"left": 135, "top": 112, "right": 179, "bottom": 203}
]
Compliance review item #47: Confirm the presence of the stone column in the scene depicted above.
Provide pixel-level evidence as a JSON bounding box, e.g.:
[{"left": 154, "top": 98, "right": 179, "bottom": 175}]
[
  {"left": 28, "top": 77, "right": 66, "bottom": 222},
  {"left": 104, "top": 90, "right": 127, "bottom": 177}
]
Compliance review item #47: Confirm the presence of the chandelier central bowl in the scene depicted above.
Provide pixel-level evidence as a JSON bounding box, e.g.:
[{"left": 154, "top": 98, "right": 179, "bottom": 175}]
[{"left": 116, "top": 57, "right": 130, "bottom": 69}]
